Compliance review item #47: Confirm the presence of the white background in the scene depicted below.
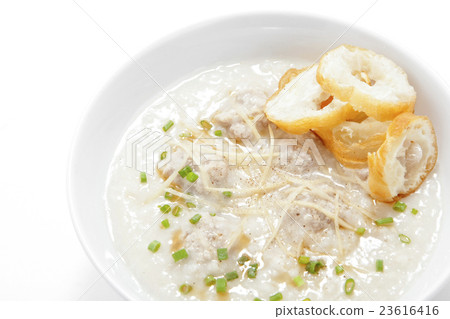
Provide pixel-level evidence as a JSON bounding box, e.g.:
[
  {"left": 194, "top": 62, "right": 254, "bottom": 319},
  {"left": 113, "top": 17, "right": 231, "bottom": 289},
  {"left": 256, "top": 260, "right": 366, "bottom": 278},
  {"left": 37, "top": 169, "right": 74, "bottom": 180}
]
[{"left": 0, "top": 0, "right": 449, "bottom": 300}]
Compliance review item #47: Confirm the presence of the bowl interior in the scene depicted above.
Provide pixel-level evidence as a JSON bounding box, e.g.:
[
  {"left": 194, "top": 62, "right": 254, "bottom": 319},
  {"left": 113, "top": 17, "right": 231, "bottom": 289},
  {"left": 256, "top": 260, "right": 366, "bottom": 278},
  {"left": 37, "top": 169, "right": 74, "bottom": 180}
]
[{"left": 68, "top": 13, "right": 450, "bottom": 300}]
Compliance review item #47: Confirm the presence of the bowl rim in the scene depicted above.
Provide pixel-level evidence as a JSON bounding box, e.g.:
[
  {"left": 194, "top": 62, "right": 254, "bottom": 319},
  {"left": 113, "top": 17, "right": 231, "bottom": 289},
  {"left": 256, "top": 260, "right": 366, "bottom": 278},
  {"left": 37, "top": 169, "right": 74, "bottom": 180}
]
[{"left": 67, "top": 11, "right": 450, "bottom": 301}]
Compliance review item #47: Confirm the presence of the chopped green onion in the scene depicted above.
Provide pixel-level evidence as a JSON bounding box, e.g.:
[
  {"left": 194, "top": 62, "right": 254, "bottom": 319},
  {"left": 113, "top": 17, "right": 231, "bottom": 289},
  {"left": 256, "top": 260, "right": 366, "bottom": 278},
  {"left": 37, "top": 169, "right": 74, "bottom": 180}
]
[
  {"left": 356, "top": 227, "right": 366, "bottom": 236},
  {"left": 161, "top": 219, "right": 170, "bottom": 228},
  {"left": 376, "top": 259, "right": 384, "bottom": 272},
  {"left": 269, "top": 292, "right": 283, "bottom": 301},
  {"left": 303, "top": 298, "right": 311, "bottom": 301},
  {"left": 344, "top": 278, "right": 355, "bottom": 295},
  {"left": 160, "top": 151, "right": 167, "bottom": 161},
  {"left": 200, "top": 120, "right": 212, "bottom": 130},
  {"left": 179, "top": 132, "right": 192, "bottom": 138},
  {"left": 335, "top": 265, "right": 344, "bottom": 275},
  {"left": 399, "top": 234, "right": 411, "bottom": 244},
  {"left": 140, "top": 172, "right": 147, "bottom": 183},
  {"left": 253, "top": 297, "right": 263, "bottom": 301},
  {"left": 411, "top": 208, "right": 419, "bottom": 215},
  {"left": 162, "top": 120, "right": 174, "bottom": 132},
  {"left": 189, "top": 214, "right": 202, "bottom": 224},
  {"left": 147, "top": 240, "right": 161, "bottom": 253},
  {"left": 172, "top": 206, "right": 182, "bottom": 217},
  {"left": 215, "top": 277, "right": 227, "bottom": 293},
  {"left": 164, "top": 191, "right": 174, "bottom": 201},
  {"left": 237, "top": 254, "right": 250, "bottom": 265},
  {"left": 186, "top": 202, "right": 196, "bottom": 208},
  {"left": 178, "top": 166, "right": 192, "bottom": 178},
  {"left": 393, "top": 201, "right": 407, "bottom": 212},
  {"left": 248, "top": 267, "right": 257, "bottom": 279},
  {"left": 217, "top": 248, "right": 228, "bottom": 261},
  {"left": 222, "top": 191, "right": 232, "bottom": 198},
  {"left": 298, "top": 255, "right": 310, "bottom": 265},
  {"left": 375, "top": 217, "right": 394, "bottom": 225},
  {"left": 250, "top": 263, "right": 259, "bottom": 269},
  {"left": 225, "top": 271, "right": 239, "bottom": 281},
  {"left": 179, "top": 284, "right": 192, "bottom": 295},
  {"left": 159, "top": 204, "right": 171, "bottom": 214},
  {"left": 204, "top": 275, "right": 216, "bottom": 286},
  {"left": 172, "top": 248, "right": 188, "bottom": 262},
  {"left": 214, "top": 130, "right": 222, "bottom": 137},
  {"left": 209, "top": 212, "right": 216, "bottom": 217},
  {"left": 186, "top": 172, "right": 199, "bottom": 183},
  {"left": 293, "top": 275, "right": 305, "bottom": 287},
  {"left": 305, "top": 260, "right": 325, "bottom": 274}
]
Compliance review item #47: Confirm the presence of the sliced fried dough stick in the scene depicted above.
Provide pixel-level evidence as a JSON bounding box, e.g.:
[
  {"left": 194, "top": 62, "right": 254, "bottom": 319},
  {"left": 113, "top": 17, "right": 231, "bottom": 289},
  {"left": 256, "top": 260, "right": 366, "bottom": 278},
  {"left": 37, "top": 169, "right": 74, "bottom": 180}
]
[
  {"left": 317, "top": 44, "right": 416, "bottom": 121},
  {"left": 314, "top": 117, "right": 390, "bottom": 168},
  {"left": 368, "top": 112, "right": 437, "bottom": 202},
  {"left": 265, "top": 64, "right": 354, "bottom": 134}
]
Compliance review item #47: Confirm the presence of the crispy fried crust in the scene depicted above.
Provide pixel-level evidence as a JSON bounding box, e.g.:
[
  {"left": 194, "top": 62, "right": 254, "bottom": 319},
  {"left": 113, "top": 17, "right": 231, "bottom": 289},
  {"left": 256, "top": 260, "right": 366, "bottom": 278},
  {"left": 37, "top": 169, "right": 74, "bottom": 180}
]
[
  {"left": 265, "top": 65, "right": 356, "bottom": 135},
  {"left": 314, "top": 118, "right": 389, "bottom": 169},
  {"left": 277, "top": 68, "right": 306, "bottom": 90},
  {"left": 367, "top": 112, "right": 438, "bottom": 202},
  {"left": 317, "top": 44, "right": 416, "bottom": 121}
]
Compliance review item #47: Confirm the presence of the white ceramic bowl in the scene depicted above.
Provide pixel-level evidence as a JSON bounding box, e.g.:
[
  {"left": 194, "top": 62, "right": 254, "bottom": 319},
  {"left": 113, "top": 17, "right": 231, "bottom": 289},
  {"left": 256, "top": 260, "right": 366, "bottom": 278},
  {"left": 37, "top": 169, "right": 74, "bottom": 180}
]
[{"left": 68, "top": 13, "right": 450, "bottom": 300}]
